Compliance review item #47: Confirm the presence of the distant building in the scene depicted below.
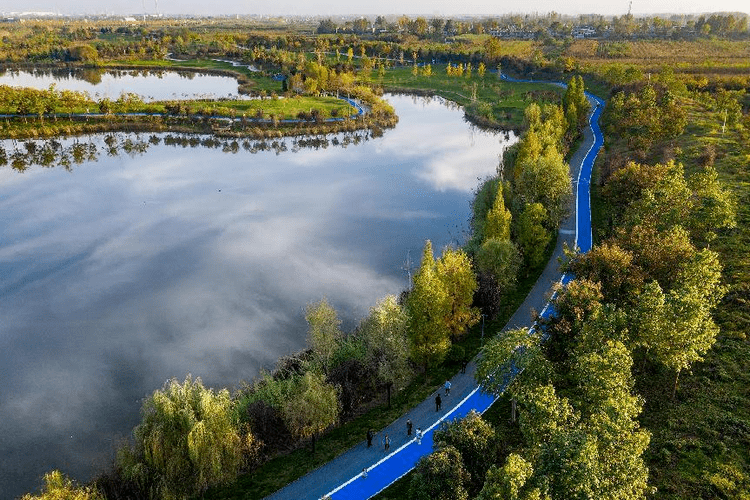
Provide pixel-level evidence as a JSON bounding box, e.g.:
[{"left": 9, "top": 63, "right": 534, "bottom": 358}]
[{"left": 572, "top": 26, "right": 597, "bottom": 38}]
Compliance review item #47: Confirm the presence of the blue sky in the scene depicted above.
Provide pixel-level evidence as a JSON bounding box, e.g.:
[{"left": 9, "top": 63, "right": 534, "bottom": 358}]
[{"left": 1, "top": 0, "right": 748, "bottom": 17}]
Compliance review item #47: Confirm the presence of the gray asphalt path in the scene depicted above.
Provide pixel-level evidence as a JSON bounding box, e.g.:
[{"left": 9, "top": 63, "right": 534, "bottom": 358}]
[{"left": 263, "top": 95, "right": 599, "bottom": 500}]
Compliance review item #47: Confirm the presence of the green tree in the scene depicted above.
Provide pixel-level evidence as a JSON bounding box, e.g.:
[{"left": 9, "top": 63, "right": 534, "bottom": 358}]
[
  {"left": 434, "top": 410, "right": 496, "bottom": 492},
  {"left": 408, "top": 446, "right": 471, "bottom": 500},
  {"left": 119, "top": 376, "right": 253, "bottom": 499},
  {"left": 563, "top": 75, "right": 589, "bottom": 129},
  {"left": 484, "top": 185, "right": 512, "bottom": 241},
  {"left": 517, "top": 384, "right": 579, "bottom": 447},
  {"left": 359, "top": 295, "right": 411, "bottom": 406},
  {"left": 21, "top": 470, "right": 104, "bottom": 500},
  {"left": 617, "top": 224, "right": 695, "bottom": 290},
  {"left": 406, "top": 240, "right": 452, "bottom": 368},
  {"left": 469, "top": 176, "right": 502, "bottom": 251},
  {"left": 475, "top": 328, "right": 550, "bottom": 404},
  {"left": 688, "top": 165, "right": 737, "bottom": 244},
  {"left": 436, "top": 248, "right": 480, "bottom": 341},
  {"left": 306, "top": 299, "right": 343, "bottom": 375},
  {"left": 634, "top": 249, "right": 724, "bottom": 395},
  {"left": 68, "top": 44, "right": 98, "bottom": 62},
  {"left": 570, "top": 242, "right": 643, "bottom": 305},
  {"left": 475, "top": 238, "right": 522, "bottom": 295},
  {"left": 477, "top": 455, "right": 540, "bottom": 500},
  {"left": 516, "top": 202, "right": 551, "bottom": 269},
  {"left": 281, "top": 371, "right": 340, "bottom": 454},
  {"left": 515, "top": 149, "right": 571, "bottom": 226}
]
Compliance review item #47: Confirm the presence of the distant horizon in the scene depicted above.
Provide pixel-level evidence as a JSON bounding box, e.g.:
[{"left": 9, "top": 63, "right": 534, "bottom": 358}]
[
  {"left": 0, "top": 0, "right": 748, "bottom": 19},
  {"left": 3, "top": 10, "right": 750, "bottom": 18}
]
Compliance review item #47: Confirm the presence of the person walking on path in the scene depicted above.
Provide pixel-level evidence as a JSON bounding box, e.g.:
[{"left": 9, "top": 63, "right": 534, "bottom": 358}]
[
  {"left": 461, "top": 358, "right": 468, "bottom": 374},
  {"left": 361, "top": 467, "right": 368, "bottom": 479},
  {"left": 416, "top": 427, "right": 422, "bottom": 445},
  {"left": 366, "top": 429, "right": 373, "bottom": 448},
  {"left": 444, "top": 380, "right": 451, "bottom": 396},
  {"left": 384, "top": 434, "right": 390, "bottom": 452},
  {"left": 435, "top": 393, "right": 442, "bottom": 411},
  {"left": 406, "top": 419, "right": 413, "bottom": 436}
]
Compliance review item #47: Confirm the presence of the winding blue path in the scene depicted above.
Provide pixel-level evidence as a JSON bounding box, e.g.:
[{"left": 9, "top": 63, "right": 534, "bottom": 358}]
[{"left": 264, "top": 77, "right": 605, "bottom": 500}]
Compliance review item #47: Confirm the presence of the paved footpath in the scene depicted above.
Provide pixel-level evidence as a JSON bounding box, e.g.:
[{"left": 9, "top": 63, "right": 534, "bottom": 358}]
[{"left": 264, "top": 84, "right": 604, "bottom": 500}]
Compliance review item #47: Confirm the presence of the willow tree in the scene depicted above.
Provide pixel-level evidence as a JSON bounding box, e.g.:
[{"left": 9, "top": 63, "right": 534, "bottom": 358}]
[
  {"left": 119, "top": 376, "right": 255, "bottom": 499},
  {"left": 282, "top": 371, "right": 340, "bottom": 454},
  {"left": 21, "top": 470, "right": 104, "bottom": 500}
]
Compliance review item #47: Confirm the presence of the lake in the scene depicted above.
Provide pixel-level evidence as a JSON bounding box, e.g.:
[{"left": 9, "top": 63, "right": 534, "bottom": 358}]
[
  {"left": 0, "top": 67, "right": 241, "bottom": 101},
  {"left": 0, "top": 94, "right": 516, "bottom": 497}
]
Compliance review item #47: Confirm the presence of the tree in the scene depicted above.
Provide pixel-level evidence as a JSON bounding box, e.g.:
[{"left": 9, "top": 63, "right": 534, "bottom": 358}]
[
  {"left": 617, "top": 224, "right": 695, "bottom": 290},
  {"left": 562, "top": 75, "right": 589, "bottom": 129},
  {"left": 517, "top": 384, "right": 579, "bottom": 447},
  {"left": 119, "top": 376, "right": 253, "bottom": 499},
  {"left": 484, "top": 185, "right": 512, "bottom": 241},
  {"left": 475, "top": 328, "right": 550, "bottom": 403},
  {"left": 622, "top": 161, "right": 692, "bottom": 232},
  {"left": 687, "top": 165, "right": 737, "bottom": 245},
  {"left": 484, "top": 36, "right": 502, "bottom": 63},
  {"left": 516, "top": 202, "right": 551, "bottom": 269},
  {"left": 359, "top": 295, "right": 411, "bottom": 406},
  {"left": 68, "top": 44, "right": 98, "bottom": 62},
  {"left": 436, "top": 248, "right": 480, "bottom": 341},
  {"left": 475, "top": 238, "right": 522, "bottom": 295},
  {"left": 469, "top": 176, "right": 502, "bottom": 251},
  {"left": 282, "top": 371, "right": 340, "bottom": 454},
  {"left": 408, "top": 446, "right": 471, "bottom": 500},
  {"left": 306, "top": 299, "right": 343, "bottom": 374},
  {"left": 634, "top": 249, "right": 725, "bottom": 395},
  {"left": 478, "top": 454, "right": 546, "bottom": 500},
  {"left": 21, "top": 470, "right": 104, "bottom": 500},
  {"left": 570, "top": 242, "right": 643, "bottom": 305},
  {"left": 434, "top": 410, "right": 496, "bottom": 492},
  {"left": 515, "top": 149, "right": 571, "bottom": 226},
  {"left": 406, "top": 240, "right": 452, "bottom": 368}
]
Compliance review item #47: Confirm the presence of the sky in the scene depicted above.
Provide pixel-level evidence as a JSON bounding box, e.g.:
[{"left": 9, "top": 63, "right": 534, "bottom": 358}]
[{"left": 1, "top": 0, "right": 748, "bottom": 17}]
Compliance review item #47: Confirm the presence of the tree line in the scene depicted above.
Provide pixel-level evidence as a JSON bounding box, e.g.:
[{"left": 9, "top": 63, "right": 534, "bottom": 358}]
[
  {"left": 466, "top": 76, "right": 587, "bottom": 318},
  {"left": 400, "top": 77, "right": 737, "bottom": 500}
]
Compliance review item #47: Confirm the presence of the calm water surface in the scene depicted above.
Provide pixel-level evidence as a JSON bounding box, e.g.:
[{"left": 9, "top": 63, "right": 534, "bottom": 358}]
[
  {"left": 0, "top": 94, "right": 516, "bottom": 497},
  {"left": 0, "top": 68, "right": 240, "bottom": 101}
]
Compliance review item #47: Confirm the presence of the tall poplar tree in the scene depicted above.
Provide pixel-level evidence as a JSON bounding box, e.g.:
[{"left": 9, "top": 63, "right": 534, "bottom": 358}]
[
  {"left": 406, "top": 240, "right": 451, "bottom": 368},
  {"left": 484, "top": 186, "right": 512, "bottom": 242},
  {"left": 436, "top": 248, "right": 480, "bottom": 341}
]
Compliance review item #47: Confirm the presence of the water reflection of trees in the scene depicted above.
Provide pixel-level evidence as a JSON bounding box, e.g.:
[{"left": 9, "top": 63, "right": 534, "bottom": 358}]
[
  {"left": 0, "top": 129, "right": 374, "bottom": 172},
  {"left": 2, "top": 67, "right": 209, "bottom": 86}
]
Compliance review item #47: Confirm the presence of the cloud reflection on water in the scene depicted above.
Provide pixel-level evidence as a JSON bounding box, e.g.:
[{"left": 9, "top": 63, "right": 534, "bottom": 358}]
[{"left": 0, "top": 94, "right": 516, "bottom": 497}]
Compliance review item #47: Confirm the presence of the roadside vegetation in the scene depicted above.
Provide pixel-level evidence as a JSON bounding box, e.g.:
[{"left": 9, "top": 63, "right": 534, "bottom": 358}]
[{"left": 6, "top": 12, "right": 749, "bottom": 500}]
